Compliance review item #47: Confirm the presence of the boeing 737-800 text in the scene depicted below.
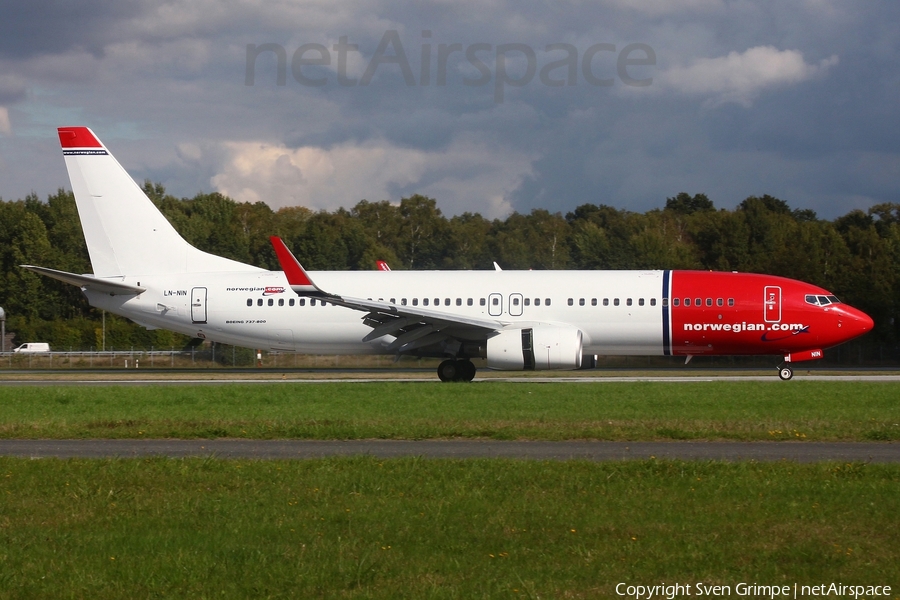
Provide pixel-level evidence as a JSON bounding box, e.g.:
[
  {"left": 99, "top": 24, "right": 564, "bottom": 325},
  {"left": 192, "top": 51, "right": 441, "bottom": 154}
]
[{"left": 23, "top": 127, "right": 874, "bottom": 381}]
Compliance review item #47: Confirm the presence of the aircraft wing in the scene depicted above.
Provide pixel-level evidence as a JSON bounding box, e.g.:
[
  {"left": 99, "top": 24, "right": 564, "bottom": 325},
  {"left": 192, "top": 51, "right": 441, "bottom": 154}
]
[
  {"left": 270, "top": 237, "right": 503, "bottom": 354},
  {"left": 21, "top": 265, "right": 146, "bottom": 295}
]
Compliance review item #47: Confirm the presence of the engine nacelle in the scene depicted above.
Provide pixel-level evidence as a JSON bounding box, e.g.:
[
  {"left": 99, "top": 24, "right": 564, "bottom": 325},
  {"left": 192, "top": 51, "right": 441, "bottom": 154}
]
[{"left": 486, "top": 326, "right": 583, "bottom": 370}]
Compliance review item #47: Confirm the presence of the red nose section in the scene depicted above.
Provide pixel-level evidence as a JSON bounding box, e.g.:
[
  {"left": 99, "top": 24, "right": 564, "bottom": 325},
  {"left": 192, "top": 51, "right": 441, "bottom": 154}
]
[
  {"left": 831, "top": 304, "right": 874, "bottom": 345},
  {"left": 847, "top": 306, "right": 875, "bottom": 337}
]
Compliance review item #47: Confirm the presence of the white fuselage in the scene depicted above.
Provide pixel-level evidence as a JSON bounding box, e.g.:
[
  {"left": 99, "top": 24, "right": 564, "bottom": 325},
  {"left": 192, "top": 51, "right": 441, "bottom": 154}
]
[{"left": 88, "top": 269, "right": 667, "bottom": 355}]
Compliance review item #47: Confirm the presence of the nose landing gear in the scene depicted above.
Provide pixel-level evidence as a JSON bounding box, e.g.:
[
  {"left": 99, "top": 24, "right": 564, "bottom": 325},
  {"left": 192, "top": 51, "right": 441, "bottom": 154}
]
[
  {"left": 778, "top": 365, "right": 794, "bottom": 380},
  {"left": 438, "top": 359, "right": 477, "bottom": 382}
]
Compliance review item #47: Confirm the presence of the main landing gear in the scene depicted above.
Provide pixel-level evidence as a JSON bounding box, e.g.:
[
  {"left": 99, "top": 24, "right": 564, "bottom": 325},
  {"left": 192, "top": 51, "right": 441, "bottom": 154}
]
[
  {"left": 778, "top": 365, "right": 794, "bottom": 381},
  {"left": 437, "top": 359, "right": 477, "bottom": 382}
]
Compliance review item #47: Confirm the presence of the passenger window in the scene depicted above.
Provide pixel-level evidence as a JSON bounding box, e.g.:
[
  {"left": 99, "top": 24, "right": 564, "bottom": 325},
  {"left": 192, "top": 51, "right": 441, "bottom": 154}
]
[
  {"left": 695, "top": 298, "right": 702, "bottom": 307},
  {"left": 268, "top": 299, "right": 274, "bottom": 306},
  {"left": 413, "top": 298, "right": 419, "bottom": 306},
  {"left": 492, "top": 297, "right": 499, "bottom": 306},
  {"left": 390, "top": 298, "right": 396, "bottom": 304},
  {"left": 717, "top": 298, "right": 723, "bottom": 307},
  {"left": 434, "top": 298, "right": 440, "bottom": 306},
  {"left": 603, "top": 298, "right": 609, "bottom": 306},
  {"left": 534, "top": 298, "right": 541, "bottom": 306},
  {"left": 513, "top": 297, "right": 520, "bottom": 306},
  {"left": 524, "top": 298, "right": 531, "bottom": 306},
  {"left": 278, "top": 299, "right": 284, "bottom": 306},
  {"left": 456, "top": 298, "right": 461, "bottom": 306},
  {"left": 401, "top": 298, "right": 407, "bottom": 305},
  {"left": 579, "top": 298, "right": 585, "bottom": 306},
  {"left": 299, "top": 299, "right": 306, "bottom": 306},
  {"left": 257, "top": 299, "right": 263, "bottom": 306},
  {"left": 480, "top": 298, "right": 486, "bottom": 306},
  {"left": 468, "top": 298, "right": 474, "bottom": 306},
  {"left": 445, "top": 298, "right": 450, "bottom": 306},
  {"left": 639, "top": 298, "right": 644, "bottom": 306},
  {"left": 591, "top": 298, "right": 597, "bottom": 306},
  {"left": 651, "top": 298, "right": 657, "bottom": 306},
  {"left": 626, "top": 298, "right": 633, "bottom": 306},
  {"left": 672, "top": 298, "right": 678, "bottom": 306},
  {"left": 246, "top": 299, "right": 252, "bottom": 307},
  {"left": 706, "top": 298, "right": 712, "bottom": 307},
  {"left": 614, "top": 298, "right": 620, "bottom": 306},
  {"left": 728, "top": 298, "right": 734, "bottom": 306},
  {"left": 545, "top": 299, "right": 551, "bottom": 306},
  {"left": 311, "top": 299, "right": 316, "bottom": 306},
  {"left": 289, "top": 299, "right": 295, "bottom": 306},
  {"left": 568, "top": 298, "right": 574, "bottom": 306},
  {"left": 684, "top": 298, "right": 690, "bottom": 306},
  {"left": 423, "top": 298, "right": 429, "bottom": 306}
]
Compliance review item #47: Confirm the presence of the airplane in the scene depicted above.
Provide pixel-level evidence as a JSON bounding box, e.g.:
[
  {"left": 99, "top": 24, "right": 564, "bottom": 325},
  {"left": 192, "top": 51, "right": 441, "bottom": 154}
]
[{"left": 22, "top": 127, "right": 874, "bottom": 382}]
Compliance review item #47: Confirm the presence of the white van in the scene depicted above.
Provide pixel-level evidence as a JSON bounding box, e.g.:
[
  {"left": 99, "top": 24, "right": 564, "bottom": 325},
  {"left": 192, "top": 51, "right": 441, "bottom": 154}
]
[{"left": 13, "top": 343, "right": 51, "bottom": 353}]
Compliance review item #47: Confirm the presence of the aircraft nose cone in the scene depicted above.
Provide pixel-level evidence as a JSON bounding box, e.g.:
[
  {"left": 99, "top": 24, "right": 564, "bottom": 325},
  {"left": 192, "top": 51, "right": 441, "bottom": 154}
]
[{"left": 843, "top": 306, "right": 874, "bottom": 338}]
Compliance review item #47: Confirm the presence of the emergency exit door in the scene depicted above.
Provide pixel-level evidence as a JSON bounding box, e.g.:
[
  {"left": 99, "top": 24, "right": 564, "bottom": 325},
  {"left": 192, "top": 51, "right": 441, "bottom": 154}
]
[
  {"left": 764, "top": 286, "right": 781, "bottom": 322},
  {"left": 191, "top": 287, "right": 208, "bottom": 324}
]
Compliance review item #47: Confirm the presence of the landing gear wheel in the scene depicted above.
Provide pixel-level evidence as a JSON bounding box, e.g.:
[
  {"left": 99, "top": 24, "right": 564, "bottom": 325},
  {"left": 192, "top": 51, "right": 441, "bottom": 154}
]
[
  {"left": 438, "top": 359, "right": 458, "bottom": 382},
  {"left": 778, "top": 366, "right": 794, "bottom": 381},
  {"left": 438, "top": 359, "right": 477, "bottom": 382},
  {"left": 457, "top": 359, "right": 476, "bottom": 382}
]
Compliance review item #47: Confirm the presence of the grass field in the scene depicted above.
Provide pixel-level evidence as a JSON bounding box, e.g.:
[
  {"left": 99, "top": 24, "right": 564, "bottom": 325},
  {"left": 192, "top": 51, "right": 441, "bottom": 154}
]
[
  {"left": 1, "top": 381, "right": 898, "bottom": 598},
  {"left": 0, "top": 381, "right": 898, "bottom": 441},
  {"left": 1, "top": 457, "right": 898, "bottom": 599}
]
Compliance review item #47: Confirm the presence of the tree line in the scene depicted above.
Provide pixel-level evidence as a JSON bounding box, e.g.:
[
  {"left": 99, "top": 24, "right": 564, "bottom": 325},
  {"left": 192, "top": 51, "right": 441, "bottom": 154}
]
[{"left": 1, "top": 184, "right": 898, "bottom": 352}]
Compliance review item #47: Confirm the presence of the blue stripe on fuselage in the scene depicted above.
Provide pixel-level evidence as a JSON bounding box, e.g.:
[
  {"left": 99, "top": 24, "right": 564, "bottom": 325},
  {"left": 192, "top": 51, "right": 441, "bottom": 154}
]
[{"left": 662, "top": 270, "right": 671, "bottom": 356}]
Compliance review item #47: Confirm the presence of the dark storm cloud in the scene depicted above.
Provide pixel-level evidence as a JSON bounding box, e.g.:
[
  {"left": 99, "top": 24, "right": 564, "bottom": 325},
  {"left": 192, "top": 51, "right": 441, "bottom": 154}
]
[
  {"left": 0, "top": 0, "right": 144, "bottom": 59},
  {"left": 2, "top": 0, "right": 899, "bottom": 220}
]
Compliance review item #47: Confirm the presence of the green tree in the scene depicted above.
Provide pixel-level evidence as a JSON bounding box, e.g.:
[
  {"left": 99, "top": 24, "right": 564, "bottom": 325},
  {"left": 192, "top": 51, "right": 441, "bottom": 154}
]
[
  {"left": 664, "top": 192, "right": 714, "bottom": 215},
  {"left": 396, "top": 195, "right": 448, "bottom": 269}
]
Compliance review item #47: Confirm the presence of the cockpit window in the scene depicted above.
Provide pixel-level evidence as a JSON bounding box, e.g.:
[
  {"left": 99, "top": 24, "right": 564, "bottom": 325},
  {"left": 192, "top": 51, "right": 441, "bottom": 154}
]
[{"left": 805, "top": 294, "right": 842, "bottom": 306}]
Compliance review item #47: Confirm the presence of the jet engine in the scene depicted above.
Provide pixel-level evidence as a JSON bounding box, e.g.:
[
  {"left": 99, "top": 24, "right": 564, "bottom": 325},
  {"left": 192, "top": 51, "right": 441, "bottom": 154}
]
[{"left": 486, "top": 326, "right": 583, "bottom": 370}]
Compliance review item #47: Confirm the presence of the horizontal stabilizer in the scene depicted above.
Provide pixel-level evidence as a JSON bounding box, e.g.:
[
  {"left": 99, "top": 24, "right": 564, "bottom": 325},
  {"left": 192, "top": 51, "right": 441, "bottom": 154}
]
[{"left": 21, "top": 265, "right": 145, "bottom": 295}]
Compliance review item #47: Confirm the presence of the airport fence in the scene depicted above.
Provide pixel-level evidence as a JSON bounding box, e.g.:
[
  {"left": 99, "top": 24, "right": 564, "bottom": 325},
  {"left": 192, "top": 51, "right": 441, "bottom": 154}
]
[
  {"left": 0, "top": 348, "right": 428, "bottom": 370},
  {"left": 0, "top": 337, "right": 897, "bottom": 370}
]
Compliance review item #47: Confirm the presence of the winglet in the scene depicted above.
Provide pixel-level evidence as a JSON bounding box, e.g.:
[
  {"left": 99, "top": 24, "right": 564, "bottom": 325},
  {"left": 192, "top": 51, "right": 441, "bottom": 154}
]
[{"left": 269, "top": 236, "right": 328, "bottom": 296}]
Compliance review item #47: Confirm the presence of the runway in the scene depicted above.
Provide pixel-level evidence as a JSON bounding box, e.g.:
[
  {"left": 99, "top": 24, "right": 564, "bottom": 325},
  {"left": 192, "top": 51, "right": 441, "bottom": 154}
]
[
  {"left": 1, "top": 439, "right": 898, "bottom": 462},
  {"left": 1, "top": 374, "right": 900, "bottom": 385}
]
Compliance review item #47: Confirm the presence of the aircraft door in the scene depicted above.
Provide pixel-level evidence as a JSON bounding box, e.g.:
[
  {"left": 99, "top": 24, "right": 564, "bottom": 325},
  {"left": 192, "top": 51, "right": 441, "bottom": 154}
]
[
  {"left": 488, "top": 293, "right": 503, "bottom": 317},
  {"left": 191, "top": 287, "right": 208, "bottom": 324},
  {"left": 764, "top": 286, "right": 781, "bottom": 322},
  {"left": 509, "top": 293, "right": 523, "bottom": 316}
]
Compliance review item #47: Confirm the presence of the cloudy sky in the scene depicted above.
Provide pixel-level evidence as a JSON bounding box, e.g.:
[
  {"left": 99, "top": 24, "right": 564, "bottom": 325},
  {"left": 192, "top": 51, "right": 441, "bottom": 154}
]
[{"left": 1, "top": 0, "right": 897, "bottom": 219}]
